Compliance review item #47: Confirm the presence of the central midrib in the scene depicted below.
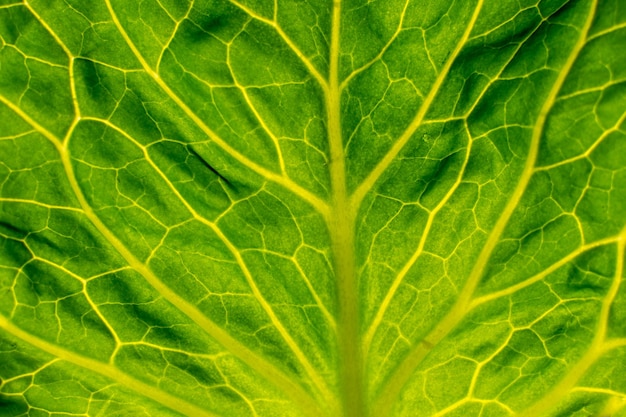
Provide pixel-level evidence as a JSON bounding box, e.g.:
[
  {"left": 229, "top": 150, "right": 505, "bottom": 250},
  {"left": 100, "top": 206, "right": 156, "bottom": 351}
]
[
  {"left": 327, "top": 88, "right": 364, "bottom": 417},
  {"left": 325, "top": 1, "right": 365, "bottom": 417}
]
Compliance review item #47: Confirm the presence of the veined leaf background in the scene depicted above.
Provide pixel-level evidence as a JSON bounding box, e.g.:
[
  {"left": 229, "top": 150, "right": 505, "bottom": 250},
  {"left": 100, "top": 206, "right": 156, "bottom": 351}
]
[{"left": 1, "top": 0, "right": 626, "bottom": 416}]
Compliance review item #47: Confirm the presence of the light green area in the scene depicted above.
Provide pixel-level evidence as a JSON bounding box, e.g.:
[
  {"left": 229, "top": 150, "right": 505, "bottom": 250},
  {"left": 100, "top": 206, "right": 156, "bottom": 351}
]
[{"left": 1, "top": 0, "right": 626, "bottom": 416}]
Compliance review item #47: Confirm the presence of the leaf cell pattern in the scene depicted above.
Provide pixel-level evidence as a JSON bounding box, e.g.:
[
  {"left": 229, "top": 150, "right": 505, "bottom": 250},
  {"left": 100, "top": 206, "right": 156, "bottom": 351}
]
[{"left": 1, "top": 0, "right": 626, "bottom": 416}]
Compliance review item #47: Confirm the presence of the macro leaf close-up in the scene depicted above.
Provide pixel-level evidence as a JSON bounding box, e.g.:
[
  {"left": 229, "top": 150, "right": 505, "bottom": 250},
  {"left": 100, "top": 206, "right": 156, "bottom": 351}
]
[{"left": 1, "top": 0, "right": 626, "bottom": 416}]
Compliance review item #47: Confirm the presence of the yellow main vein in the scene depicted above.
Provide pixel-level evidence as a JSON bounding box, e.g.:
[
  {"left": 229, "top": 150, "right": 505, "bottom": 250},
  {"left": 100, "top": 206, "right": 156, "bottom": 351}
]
[{"left": 324, "top": 1, "right": 364, "bottom": 416}]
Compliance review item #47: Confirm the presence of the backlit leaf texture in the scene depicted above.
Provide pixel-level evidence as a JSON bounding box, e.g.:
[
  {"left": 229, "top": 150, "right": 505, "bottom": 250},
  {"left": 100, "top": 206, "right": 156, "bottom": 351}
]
[{"left": 1, "top": 0, "right": 626, "bottom": 416}]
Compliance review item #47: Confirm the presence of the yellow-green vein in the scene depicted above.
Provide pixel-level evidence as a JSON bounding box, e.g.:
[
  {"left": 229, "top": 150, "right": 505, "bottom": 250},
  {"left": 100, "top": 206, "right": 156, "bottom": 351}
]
[
  {"left": 338, "top": 0, "right": 410, "bottom": 91},
  {"left": 324, "top": 1, "right": 364, "bottom": 416},
  {"left": 350, "top": 0, "right": 484, "bottom": 209},
  {"left": 362, "top": 122, "right": 472, "bottom": 358},
  {"left": 516, "top": 235, "right": 623, "bottom": 417},
  {"left": 0, "top": 101, "right": 324, "bottom": 417},
  {"left": 371, "top": 1, "right": 597, "bottom": 413},
  {"left": 104, "top": 0, "right": 329, "bottom": 218},
  {"left": 81, "top": 116, "right": 337, "bottom": 411},
  {"left": 228, "top": 0, "right": 328, "bottom": 91},
  {"left": 0, "top": 314, "right": 221, "bottom": 417}
]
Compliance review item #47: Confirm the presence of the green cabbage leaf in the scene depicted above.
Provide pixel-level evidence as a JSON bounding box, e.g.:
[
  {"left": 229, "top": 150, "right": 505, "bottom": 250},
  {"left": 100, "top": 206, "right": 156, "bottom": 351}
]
[{"left": 1, "top": 0, "right": 626, "bottom": 416}]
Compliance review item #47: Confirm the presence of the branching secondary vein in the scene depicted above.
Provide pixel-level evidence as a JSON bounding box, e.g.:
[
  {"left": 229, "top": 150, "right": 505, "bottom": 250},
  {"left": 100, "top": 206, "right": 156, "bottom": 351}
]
[
  {"left": 371, "top": 1, "right": 599, "bottom": 413},
  {"left": 104, "top": 0, "right": 329, "bottom": 218}
]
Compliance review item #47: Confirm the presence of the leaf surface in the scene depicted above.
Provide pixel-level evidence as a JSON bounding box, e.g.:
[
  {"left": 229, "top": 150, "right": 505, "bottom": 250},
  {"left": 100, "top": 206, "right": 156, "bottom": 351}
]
[{"left": 1, "top": 0, "right": 626, "bottom": 416}]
